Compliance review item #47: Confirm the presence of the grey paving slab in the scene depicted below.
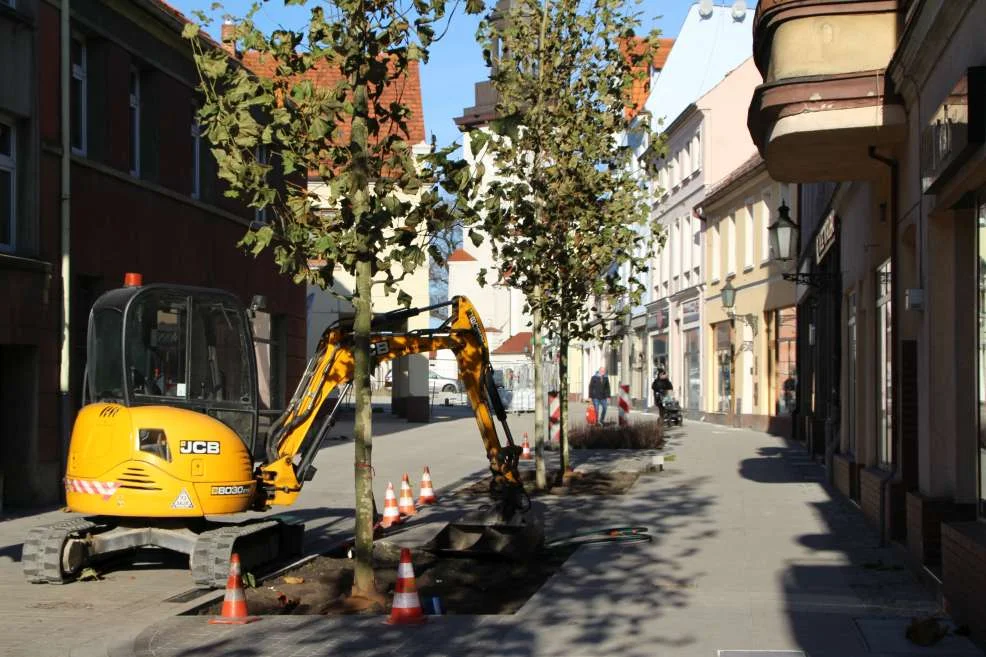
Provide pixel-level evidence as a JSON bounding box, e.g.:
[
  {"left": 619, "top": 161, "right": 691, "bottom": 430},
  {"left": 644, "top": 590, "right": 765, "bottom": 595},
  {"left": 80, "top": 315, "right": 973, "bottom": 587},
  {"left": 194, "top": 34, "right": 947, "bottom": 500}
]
[{"left": 5, "top": 413, "right": 986, "bottom": 657}]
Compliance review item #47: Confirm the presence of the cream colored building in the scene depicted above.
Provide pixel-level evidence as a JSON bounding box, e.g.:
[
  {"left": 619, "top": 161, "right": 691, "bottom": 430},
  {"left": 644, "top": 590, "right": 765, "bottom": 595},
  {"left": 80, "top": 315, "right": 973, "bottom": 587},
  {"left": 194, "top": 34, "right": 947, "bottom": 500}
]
[
  {"left": 305, "top": 141, "right": 436, "bottom": 421},
  {"left": 748, "top": 0, "right": 986, "bottom": 639},
  {"left": 698, "top": 156, "right": 796, "bottom": 432}
]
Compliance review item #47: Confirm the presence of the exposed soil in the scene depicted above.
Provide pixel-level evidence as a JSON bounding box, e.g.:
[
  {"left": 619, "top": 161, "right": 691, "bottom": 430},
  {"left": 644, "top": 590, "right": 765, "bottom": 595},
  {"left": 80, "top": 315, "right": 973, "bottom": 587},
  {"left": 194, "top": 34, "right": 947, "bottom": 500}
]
[
  {"left": 192, "top": 544, "right": 575, "bottom": 617},
  {"left": 457, "top": 469, "right": 640, "bottom": 498}
]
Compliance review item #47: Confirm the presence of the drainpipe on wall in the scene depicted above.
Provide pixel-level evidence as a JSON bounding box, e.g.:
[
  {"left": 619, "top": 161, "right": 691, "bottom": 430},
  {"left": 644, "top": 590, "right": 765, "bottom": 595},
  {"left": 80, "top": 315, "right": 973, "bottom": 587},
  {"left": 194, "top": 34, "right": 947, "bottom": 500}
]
[
  {"left": 59, "top": 0, "right": 72, "bottom": 488},
  {"left": 868, "top": 146, "right": 899, "bottom": 548}
]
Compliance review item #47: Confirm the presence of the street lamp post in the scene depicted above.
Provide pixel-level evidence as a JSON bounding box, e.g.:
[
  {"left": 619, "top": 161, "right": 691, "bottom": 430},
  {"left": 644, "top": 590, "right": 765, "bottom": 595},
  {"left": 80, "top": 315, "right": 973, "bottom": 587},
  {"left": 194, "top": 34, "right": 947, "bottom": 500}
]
[{"left": 768, "top": 200, "right": 836, "bottom": 289}]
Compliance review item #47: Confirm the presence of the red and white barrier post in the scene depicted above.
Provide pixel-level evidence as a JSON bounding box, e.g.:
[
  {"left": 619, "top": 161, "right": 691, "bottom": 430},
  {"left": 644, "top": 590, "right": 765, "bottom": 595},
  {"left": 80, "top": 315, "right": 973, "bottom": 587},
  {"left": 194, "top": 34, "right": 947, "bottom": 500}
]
[
  {"left": 548, "top": 391, "right": 561, "bottom": 443},
  {"left": 618, "top": 384, "right": 631, "bottom": 427}
]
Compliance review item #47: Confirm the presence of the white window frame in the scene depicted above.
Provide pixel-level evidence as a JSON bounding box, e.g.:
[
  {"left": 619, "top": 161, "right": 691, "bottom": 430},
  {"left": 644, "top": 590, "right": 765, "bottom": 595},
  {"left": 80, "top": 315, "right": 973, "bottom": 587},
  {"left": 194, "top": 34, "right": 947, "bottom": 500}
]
[
  {"left": 680, "top": 147, "right": 690, "bottom": 181},
  {"left": 726, "top": 213, "right": 736, "bottom": 276},
  {"left": 692, "top": 215, "right": 701, "bottom": 274},
  {"left": 190, "top": 119, "right": 201, "bottom": 199},
  {"left": 710, "top": 221, "right": 720, "bottom": 282},
  {"left": 129, "top": 66, "right": 140, "bottom": 176},
  {"left": 682, "top": 215, "right": 692, "bottom": 274},
  {"left": 71, "top": 35, "right": 87, "bottom": 156},
  {"left": 691, "top": 134, "right": 701, "bottom": 174},
  {"left": 744, "top": 200, "right": 754, "bottom": 271},
  {"left": 761, "top": 188, "right": 772, "bottom": 263},
  {"left": 0, "top": 117, "right": 15, "bottom": 252}
]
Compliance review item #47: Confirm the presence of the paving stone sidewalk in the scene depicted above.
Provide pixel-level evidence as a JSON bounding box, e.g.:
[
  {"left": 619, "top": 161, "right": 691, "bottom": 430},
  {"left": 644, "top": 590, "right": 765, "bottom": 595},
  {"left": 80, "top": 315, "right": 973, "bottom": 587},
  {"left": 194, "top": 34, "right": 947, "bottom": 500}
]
[{"left": 116, "top": 420, "right": 985, "bottom": 657}]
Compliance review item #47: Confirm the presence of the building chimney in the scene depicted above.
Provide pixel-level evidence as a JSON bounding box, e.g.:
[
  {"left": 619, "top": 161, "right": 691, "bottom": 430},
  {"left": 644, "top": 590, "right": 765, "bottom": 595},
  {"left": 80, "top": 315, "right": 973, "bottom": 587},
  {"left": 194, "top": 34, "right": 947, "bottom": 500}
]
[{"left": 220, "top": 20, "right": 237, "bottom": 57}]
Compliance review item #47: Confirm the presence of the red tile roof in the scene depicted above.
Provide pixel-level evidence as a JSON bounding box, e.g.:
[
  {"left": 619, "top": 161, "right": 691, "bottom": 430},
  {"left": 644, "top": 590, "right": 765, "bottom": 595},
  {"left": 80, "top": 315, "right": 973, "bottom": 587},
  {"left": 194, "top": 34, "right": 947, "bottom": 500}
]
[
  {"left": 239, "top": 50, "right": 426, "bottom": 156},
  {"left": 624, "top": 37, "right": 675, "bottom": 120},
  {"left": 447, "top": 248, "right": 477, "bottom": 262},
  {"left": 493, "top": 331, "right": 533, "bottom": 355}
]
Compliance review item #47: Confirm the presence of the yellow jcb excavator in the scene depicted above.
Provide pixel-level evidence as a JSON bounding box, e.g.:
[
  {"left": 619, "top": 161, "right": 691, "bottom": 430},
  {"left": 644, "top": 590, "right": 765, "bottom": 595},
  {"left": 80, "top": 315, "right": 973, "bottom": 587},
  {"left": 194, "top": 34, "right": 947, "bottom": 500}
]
[{"left": 24, "top": 278, "right": 538, "bottom": 586}]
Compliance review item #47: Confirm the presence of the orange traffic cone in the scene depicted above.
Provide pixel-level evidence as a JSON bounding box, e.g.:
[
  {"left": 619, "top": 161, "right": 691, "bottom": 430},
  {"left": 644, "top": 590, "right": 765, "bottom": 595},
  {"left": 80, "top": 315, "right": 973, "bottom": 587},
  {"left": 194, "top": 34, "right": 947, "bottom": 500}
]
[
  {"left": 381, "top": 482, "right": 401, "bottom": 528},
  {"left": 521, "top": 433, "right": 532, "bottom": 460},
  {"left": 386, "top": 547, "right": 426, "bottom": 625},
  {"left": 209, "top": 554, "right": 259, "bottom": 625},
  {"left": 418, "top": 466, "right": 437, "bottom": 505},
  {"left": 398, "top": 473, "right": 417, "bottom": 516}
]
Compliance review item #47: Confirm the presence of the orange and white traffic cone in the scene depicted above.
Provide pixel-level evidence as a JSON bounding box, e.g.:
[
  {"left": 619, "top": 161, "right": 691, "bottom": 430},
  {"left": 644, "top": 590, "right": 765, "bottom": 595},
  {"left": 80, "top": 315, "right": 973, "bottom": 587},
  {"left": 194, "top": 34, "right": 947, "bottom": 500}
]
[
  {"left": 380, "top": 482, "right": 402, "bottom": 528},
  {"left": 209, "top": 553, "right": 259, "bottom": 625},
  {"left": 398, "top": 473, "right": 417, "bottom": 517},
  {"left": 521, "top": 433, "right": 532, "bottom": 460},
  {"left": 418, "top": 466, "right": 437, "bottom": 505},
  {"left": 386, "top": 547, "right": 426, "bottom": 625}
]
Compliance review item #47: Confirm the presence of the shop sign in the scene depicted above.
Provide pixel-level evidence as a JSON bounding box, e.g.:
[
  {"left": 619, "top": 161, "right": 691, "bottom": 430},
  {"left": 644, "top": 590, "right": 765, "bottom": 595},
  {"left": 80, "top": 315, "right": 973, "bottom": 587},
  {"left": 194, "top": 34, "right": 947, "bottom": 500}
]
[
  {"left": 921, "top": 67, "right": 985, "bottom": 194},
  {"left": 647, "top": 307, "right": 669, "bottom": 331},
  {"left": 815, "top": 212, "right": 837, "bottom": 264},
  {"left": 681, "top": 299, "right": 700, "bottom": 325}
]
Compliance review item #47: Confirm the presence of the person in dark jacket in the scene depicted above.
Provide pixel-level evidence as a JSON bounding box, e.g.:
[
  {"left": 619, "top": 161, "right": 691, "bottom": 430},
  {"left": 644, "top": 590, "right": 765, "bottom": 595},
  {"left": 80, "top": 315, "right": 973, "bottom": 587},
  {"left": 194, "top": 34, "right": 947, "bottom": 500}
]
[
  {"left": 588, "top": 366, "right": 611, "bottom": 424},
  {"left": 652, "top": 369, "right": 673, "bottom": 417}
]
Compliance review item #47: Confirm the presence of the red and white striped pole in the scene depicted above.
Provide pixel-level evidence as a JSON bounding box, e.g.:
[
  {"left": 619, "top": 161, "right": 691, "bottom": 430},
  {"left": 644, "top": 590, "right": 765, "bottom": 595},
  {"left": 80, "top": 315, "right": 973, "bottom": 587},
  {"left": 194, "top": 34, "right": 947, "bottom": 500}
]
[
  {"left": 618, "top": 384, "right": 631, "bottom": 426},
  {"left": 548, "top": 391, "right": 561, "bottom": 443}
]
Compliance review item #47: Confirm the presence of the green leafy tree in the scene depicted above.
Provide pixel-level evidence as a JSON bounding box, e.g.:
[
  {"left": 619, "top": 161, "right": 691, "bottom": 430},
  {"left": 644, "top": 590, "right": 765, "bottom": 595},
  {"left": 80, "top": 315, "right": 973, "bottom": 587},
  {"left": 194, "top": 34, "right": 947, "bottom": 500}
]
[
  {"left": 183, "top": 0, "right": 481, "bottom": 601},
  {"left": 470, "top": 0, "right": 662, "bottom": 482}
]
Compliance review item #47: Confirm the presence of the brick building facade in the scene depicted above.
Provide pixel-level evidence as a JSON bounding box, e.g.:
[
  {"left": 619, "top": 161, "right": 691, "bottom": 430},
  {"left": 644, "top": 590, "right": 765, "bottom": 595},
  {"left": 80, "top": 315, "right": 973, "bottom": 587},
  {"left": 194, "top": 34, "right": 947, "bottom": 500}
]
[{"left": 0, "top": 0, "right": 306, "bottom": 509}]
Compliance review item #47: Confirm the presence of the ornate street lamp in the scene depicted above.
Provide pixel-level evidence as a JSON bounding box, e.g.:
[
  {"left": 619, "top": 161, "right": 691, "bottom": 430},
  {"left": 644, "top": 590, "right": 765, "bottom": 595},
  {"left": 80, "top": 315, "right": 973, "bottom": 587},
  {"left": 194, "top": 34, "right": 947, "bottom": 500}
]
[
  {"left": 720, "top": 278, "right": 758, "bottom": 335},
  {"left": 768, "top": 201, "right": 798, "bottom": 262}
]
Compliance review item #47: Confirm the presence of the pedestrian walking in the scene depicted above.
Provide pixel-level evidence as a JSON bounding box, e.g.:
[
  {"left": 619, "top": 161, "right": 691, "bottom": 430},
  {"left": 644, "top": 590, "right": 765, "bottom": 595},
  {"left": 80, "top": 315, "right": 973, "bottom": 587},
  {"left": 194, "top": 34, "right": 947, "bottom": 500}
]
[
  {"left": 588, "top": 366, "right": 611, "bottom": 425},
  {"left": 651, "top": 369, "right": 673, "bottom": 419}
]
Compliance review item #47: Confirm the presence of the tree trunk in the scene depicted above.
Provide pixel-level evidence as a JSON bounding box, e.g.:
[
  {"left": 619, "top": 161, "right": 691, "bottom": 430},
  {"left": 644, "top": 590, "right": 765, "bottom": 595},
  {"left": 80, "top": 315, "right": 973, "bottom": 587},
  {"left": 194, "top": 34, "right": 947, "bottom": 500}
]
[
  {"left": 559, "top": 324, "right": 570, "bottom": 475},
  {"left": 351, "top": 255, "right": 376, "bottom": 599},
  {"left": 532, "top": 285, "right": 547, "bottom": 490}
]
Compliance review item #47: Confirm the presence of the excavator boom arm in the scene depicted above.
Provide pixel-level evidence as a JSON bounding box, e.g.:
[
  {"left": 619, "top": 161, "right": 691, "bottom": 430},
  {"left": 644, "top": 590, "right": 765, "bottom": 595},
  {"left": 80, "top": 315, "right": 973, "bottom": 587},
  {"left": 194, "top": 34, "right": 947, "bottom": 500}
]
[{"left": 258, "top": 297, "right": 525, "bottom": 513}]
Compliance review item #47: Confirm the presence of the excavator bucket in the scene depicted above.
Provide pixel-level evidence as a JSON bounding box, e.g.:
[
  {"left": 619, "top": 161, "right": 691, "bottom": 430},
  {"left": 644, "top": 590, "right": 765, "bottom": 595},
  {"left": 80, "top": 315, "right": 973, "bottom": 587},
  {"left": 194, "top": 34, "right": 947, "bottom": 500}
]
[{"left": 422, "top": 502, "right": 545, "bottom": 560}]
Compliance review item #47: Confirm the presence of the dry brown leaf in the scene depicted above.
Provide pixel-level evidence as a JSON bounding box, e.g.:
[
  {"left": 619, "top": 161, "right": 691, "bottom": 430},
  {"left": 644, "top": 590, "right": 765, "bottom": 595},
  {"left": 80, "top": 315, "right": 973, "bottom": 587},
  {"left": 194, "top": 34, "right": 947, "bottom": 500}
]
[{"left": 283, "top": 576, "right": 305, "bottom": 585}]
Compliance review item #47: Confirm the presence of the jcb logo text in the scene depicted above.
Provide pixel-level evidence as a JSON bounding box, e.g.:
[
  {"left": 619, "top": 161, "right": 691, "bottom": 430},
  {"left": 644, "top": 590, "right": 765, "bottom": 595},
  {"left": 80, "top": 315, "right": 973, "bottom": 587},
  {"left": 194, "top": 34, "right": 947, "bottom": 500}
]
[{"left": 179, "top": 440, "right": 221, "bottom": 455}]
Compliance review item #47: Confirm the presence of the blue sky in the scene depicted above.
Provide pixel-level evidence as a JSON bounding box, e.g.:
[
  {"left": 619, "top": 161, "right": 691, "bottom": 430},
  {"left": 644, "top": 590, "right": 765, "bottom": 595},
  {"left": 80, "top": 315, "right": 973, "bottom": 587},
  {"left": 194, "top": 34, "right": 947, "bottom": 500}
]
[{"left": 168, "top": 1, "right": 717, "bottom": 150}]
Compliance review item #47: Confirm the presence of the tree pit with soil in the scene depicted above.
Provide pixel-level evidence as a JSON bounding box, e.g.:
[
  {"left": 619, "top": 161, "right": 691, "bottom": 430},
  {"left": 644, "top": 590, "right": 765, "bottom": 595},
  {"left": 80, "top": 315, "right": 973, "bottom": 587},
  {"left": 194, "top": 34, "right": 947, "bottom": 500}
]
[
  {"left": 190, "top": 543, "right": 576, "bottom": 617},
  {"left": 568, "top": 419, "right": 665, "bottom": 450},
  {"left": 457, "top": 468, "right": 641, "bottom": 498}
]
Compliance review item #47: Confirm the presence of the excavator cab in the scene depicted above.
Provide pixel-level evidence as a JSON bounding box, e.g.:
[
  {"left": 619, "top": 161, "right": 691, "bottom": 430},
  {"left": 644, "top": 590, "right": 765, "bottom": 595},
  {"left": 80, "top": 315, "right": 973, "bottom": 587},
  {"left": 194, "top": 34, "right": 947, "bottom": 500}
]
[{"left": 85, "top": 283, "right": 260, "bottom": 453}]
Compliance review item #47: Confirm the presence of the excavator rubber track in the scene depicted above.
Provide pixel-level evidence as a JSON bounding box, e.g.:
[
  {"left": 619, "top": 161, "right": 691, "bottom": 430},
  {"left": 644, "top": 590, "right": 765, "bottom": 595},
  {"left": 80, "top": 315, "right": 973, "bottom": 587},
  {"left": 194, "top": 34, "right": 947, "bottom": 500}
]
[
  {"left": 190, "top": 519, "right": 304, "bottom": 588},
  {"left": 23, "top": 517, "right": 103, "bottom": 584}
]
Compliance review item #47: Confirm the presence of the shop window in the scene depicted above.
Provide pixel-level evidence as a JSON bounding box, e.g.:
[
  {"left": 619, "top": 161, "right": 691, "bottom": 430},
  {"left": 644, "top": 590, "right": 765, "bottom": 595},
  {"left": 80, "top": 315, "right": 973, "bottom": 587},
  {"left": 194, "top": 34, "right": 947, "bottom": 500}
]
[
  {"left": 775, "top": 307, "right": 797, "bottom": 415},
  {"left": 716, "top": 322, "right": 732, "bottom": 413},
  {"left": 0, "top": 118, "right": 14, "bottom": 252},
  {"left": 847, "top": 292, "right": 857, "bottom": 455},
  {"left": 877, "top": 260, "right": 893, "bottom": 468},
  {"left": 684, "top": 327, "right": 700, "bottom": 410}
]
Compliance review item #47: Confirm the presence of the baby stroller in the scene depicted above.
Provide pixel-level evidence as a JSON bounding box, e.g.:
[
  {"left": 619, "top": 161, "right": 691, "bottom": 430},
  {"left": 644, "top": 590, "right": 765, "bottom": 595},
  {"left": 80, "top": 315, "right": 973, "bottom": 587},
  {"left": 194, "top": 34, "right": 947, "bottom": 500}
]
[{"left": 659, "top": 392, "right": 683, "bottom": 427}]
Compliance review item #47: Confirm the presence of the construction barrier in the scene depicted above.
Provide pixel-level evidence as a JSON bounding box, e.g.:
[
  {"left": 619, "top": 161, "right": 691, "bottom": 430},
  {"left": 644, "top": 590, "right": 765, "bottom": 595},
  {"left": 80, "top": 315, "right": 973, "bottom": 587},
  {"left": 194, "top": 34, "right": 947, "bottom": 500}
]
[
  {"left": 618, "top": 384, "right": 630, "bottom": 427},
  {"left": 209, "top": 554, "right": 259, "bottom": 625},
  {"left": 548, "top": 391, "right": 561, "bottom": 443}
]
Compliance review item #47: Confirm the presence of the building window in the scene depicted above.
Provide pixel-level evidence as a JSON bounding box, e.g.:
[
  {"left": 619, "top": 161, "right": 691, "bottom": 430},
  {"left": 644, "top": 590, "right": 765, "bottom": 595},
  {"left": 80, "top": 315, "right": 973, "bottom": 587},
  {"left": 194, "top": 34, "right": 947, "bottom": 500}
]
[
  {"left": 977, "top": 194, "right": 986, "bottom": 516},
  {"left": 775, "top": 307, "right": 796, "bottom": 415},
  {"left": 191, "top": 119, "right": 201, "bottom": 199},
  {"left": 847, "top": 292, "right": 857, "bottom": 455},
  {"left": 760, "top": 189, "right": 772, "bottom": 263},
  {"left": 692, "top": 216, "right": 701, "bottom": 273},
  {"left": 129, "top": 67, "right": 141, "bottom": 176},
  {"left": 710, "top": 222, "right": 720, "bottom": 281},
  {"left": 877, "top": 259, "right": 893, "bottom": 468},
  {"left": 691, "top": 134, "right": 701, "bottom": 173},
  {"left": 680, "top": 146, "right": 690, "bottom": 180},
  {"left": 726, "top": 213, "right": 736, "bottom": 275},
  {"left": 684, "top": 327, "right": 700, "bottom": 411},
  {"left": 681, "top": 215, "right": 691, "bottom": 273},
  {"left": 0, "top": 119, "right": 14, "bottom": 251},
  {"left": 744, "top": 202, "right": 754, "bottom": 270},
  {"left": 670, "top": 221, "right": 679, "bottom": 278},
  {"left": 716, "top": 322, "right": 732, "bottom": 413},
  {"left": 71, "top": 36, "right": 87, "bottom": 155}
]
